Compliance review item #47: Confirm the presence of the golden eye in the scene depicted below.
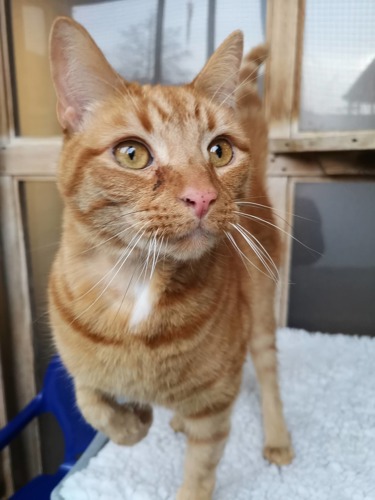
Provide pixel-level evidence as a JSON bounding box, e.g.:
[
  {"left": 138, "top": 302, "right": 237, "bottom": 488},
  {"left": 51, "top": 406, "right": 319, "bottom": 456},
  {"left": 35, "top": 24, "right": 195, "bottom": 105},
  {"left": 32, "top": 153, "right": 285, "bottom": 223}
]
[
  {"left": 208, "top": 138, "right": 233, "bottom": 168},
  {"left": 113, "top": 140, "right": 152, "bottom": 170}
]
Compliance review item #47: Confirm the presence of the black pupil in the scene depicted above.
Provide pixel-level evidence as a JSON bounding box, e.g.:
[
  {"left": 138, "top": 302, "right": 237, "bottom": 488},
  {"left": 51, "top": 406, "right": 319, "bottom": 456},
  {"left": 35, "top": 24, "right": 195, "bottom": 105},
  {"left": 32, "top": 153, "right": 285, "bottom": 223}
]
[
  {"left": 127, "top": 146, "right": 136, "bottom": 160},
  {"left": 213, "top": 144, "right": 222, "bottom": 158}
]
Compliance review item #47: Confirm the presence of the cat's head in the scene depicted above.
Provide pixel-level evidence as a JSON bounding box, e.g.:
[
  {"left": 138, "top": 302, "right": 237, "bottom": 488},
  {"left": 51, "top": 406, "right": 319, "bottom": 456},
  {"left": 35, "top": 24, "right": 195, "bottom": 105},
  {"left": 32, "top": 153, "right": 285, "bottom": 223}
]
[{"left": 50, "top": 17, "right": 252, "bottom": 261}]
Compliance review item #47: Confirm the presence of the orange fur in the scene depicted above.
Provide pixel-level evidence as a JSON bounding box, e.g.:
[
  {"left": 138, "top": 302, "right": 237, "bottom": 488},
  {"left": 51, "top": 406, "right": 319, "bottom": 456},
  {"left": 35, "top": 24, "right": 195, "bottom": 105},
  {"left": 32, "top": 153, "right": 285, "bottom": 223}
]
[{"left": 48, "top": 17, "right": 293, "bottom": 499}]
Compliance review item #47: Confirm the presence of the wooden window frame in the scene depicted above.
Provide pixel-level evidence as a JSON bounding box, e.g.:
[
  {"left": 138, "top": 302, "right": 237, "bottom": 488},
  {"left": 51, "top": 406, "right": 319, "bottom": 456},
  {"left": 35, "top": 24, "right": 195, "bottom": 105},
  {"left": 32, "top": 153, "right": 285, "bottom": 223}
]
[{"left": 266, "top": 0, "right": 375, "bottom": 152}]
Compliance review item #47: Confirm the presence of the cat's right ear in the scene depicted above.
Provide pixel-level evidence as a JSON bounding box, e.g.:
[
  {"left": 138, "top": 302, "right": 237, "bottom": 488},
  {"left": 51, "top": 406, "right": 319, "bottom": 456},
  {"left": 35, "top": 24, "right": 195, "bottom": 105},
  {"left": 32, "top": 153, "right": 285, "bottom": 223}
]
[{"left": 49, "top": 17, "right": 121, "bottom": 132}]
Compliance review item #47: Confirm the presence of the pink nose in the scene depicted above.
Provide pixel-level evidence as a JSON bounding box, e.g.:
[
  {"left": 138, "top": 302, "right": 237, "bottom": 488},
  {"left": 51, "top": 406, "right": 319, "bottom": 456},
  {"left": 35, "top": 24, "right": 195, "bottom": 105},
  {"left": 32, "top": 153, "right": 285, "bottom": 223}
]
[{"left": 180, "top": 188, "right": 218, "bottom": 219}]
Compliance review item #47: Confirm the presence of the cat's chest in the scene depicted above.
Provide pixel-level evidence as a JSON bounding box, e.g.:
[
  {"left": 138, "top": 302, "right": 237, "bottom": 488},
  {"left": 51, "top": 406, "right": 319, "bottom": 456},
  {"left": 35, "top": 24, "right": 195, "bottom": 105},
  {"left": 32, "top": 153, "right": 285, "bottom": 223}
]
[
  {"left": 128, "top": 281, "right": 154, "bottom": 327},
  {"left": 107, "top": 277, "right": 157, "bottom": 329},
  {"left": 76, "top": 253, "right": 157, "bottom": 328}
]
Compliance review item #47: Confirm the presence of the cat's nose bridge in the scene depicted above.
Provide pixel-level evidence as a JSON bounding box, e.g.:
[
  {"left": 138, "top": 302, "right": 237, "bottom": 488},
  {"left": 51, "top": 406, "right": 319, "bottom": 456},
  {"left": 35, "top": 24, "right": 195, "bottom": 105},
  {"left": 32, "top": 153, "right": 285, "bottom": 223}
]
[{"left": 175, "top": 161, "right": 220, "bottom": 218}]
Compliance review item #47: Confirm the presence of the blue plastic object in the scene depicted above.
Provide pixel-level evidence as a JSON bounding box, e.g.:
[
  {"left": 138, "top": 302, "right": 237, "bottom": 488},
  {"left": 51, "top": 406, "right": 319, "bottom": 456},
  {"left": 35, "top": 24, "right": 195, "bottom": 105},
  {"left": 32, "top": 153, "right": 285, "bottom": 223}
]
[{"left": 0, "top": 356, "right": 96, "bottom": 499}]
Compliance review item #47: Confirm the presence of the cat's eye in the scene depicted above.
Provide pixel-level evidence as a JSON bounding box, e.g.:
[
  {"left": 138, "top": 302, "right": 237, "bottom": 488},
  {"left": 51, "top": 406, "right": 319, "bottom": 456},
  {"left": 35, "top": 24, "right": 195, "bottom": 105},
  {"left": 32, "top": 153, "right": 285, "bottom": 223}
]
[
  {"left": 113, "top": 140, "right": 152, "bottom": 170},
  {"left": 208, "top": 138, "right": 233, "bottom": 168}
]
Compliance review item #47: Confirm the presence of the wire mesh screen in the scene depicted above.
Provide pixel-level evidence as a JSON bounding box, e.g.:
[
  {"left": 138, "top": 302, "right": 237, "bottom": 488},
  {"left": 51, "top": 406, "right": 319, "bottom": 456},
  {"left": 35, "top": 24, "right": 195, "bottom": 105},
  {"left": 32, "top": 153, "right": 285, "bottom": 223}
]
[{"left": 300, "top": 0, "right": 375, "bottom": 132}]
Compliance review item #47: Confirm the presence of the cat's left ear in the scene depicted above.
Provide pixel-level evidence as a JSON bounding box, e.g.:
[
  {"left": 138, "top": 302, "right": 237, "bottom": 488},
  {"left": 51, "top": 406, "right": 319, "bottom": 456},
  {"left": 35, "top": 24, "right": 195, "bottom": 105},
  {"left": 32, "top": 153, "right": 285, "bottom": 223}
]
[{"left": 192, "top": 30, "right": 244, "bottom": 108}]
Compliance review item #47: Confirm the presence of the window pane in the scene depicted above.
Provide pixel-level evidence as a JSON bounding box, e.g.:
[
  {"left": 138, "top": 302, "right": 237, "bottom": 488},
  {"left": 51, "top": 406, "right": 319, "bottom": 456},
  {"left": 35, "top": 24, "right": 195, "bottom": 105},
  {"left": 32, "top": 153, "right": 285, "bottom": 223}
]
[
  {"left": 162, "top": 0, "right": 208, "bottom": 84},
  {"left": 11, "top": 0, "right": 67, "bottom": 136},
  {"left": 300, "top": 0, "right": 375, "bottom": 132},
  {"left": 21, "top": 181, "right": 64, "bottom": 474},
  {"left": 215, "top": 0, "right": 265, "bottom": 51},
  {"left": 11, "top": 0, "right": 266, "bottom": 137},
  {"left": 21, "top": 181, "right": 63, "bottom": 387},
  {"left": 73, "top": 0, "right": 159, "bottom": 83},
  {"left": 288, "top": 181, "right": 375, "bottom": 336}
]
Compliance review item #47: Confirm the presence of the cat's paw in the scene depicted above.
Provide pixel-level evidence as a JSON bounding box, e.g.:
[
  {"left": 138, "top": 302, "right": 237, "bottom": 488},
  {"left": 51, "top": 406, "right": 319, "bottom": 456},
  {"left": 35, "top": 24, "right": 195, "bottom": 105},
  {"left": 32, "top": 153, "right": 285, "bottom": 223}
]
[
  {"left": 170, "top": 414, "right": 185, "bottom": 434},
  {"left": 263, "top": 443, "right": 294, "bottom": 466},
  {"left": 107, "top": 403, "right": 153, "bottom": 446},
  {"left": 176, "top": 487, "right": 212, "bottom": 500}
]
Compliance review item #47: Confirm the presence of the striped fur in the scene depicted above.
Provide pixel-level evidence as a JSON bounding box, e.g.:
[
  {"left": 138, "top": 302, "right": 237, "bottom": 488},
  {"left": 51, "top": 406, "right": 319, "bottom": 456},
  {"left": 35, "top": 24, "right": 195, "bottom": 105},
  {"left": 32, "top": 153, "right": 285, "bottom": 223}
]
[{"left": 49, "top": 18, "right": 293, "bottom": 499}]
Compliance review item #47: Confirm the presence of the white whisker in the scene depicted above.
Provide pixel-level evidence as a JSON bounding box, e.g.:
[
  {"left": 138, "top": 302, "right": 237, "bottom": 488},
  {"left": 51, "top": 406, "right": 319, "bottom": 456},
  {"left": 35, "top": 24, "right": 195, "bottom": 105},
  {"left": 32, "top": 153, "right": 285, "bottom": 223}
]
[
  {"left": 235, "top": 200, "right": 314, "bottom": 222},
  {"left": 233, "top": 223, "right": 279, "bottom": 282},
  {"left": 230, "top": 223, "right": 278, "bottom": 282},
  {"left": 206, "top": 53, "right": 267, "bottom": 111},
  {"left": 112, "top": 258, "right": 143, "bottom": 324},
  {"left": 234, "top": 211, "right": 321, "bottom": 256},
  {"left": 151, "top": 235, "right": 164, "bottom": 281},
  {"left": 71, "top": 223, "right": 148, "bottom": 305},
  {"left": 236, "top": 222, "right": 279, "bottom": 276},
  {"left": 225, "top": 228, "right": 270, "bottom": 278},
  {"left": 218, "top": 60, "right": 265, "bottom": 110},
  {"left": 224, "top": 231, "right": 252, "bottom": 278},
  {"left": 149, "top": 231, "right": 159, "bottom": 280},
  {"left": 72, "top": 228, "right": 146, "bottom": 323},
  {"left": 139, "top": 234, "right": 155, "bottom": 284},
  {"left": 76, "top": 220, "right": 145, "bottom": 257}
]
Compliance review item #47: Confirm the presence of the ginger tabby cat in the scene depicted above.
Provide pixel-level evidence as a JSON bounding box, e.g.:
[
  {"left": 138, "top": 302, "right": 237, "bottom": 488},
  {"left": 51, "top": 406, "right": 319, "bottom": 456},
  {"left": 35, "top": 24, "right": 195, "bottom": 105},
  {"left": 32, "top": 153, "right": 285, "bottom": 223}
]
[{"left": 48, "top": 17, "right": 293, "bottom": 499}]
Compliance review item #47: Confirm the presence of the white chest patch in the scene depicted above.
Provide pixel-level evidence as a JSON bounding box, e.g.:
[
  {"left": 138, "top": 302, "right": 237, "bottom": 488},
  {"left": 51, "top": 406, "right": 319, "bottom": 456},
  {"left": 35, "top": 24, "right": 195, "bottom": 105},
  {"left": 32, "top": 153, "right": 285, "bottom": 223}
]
[{"left": 129, "top": 281, "right": 153, "bottom": 328}]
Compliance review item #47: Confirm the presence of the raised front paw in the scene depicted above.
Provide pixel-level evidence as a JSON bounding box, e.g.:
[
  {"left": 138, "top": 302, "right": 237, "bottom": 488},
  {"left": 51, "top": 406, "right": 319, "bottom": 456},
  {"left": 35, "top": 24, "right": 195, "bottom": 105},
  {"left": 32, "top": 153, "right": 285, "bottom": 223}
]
[
  {"left": 107, "top": 402, "right": 153, "bottom": 446},
  {"left": 170, "top": 413, "right": 185, "bottom": 434}
]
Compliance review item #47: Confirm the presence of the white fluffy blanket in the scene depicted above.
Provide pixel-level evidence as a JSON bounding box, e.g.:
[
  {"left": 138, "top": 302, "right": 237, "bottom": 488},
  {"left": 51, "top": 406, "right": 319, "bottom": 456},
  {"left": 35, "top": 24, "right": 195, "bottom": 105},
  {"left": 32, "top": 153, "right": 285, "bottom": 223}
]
[{"left": 57, "top": 328, "right": 375, "bottom": 500}]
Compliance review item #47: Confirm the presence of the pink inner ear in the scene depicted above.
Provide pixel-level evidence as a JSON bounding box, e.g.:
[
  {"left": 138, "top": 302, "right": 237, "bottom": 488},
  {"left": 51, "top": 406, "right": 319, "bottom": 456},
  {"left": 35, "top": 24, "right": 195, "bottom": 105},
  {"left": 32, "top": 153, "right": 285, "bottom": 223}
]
[
  {"left": 60, "top": 104, "right": 80, "bottom": 131},
  {"left": 50, "top": 18, "right": 123, "bottom": 133}
]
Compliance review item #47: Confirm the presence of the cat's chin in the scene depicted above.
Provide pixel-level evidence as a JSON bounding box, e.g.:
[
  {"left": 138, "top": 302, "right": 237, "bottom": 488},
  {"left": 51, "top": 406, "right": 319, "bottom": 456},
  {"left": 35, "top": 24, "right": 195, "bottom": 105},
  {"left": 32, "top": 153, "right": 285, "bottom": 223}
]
[{"left": 168, "top": 227, "right": 219, "bottom": 261}]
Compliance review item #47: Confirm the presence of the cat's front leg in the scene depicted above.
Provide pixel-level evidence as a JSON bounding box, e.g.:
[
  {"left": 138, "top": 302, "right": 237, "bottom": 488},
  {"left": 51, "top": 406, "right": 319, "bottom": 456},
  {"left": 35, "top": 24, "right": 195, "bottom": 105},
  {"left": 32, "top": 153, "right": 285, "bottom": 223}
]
[
  {"left": 249, "top": 278, "right": 294, "bottom": 466},
  {"left": 75, "top": 384, "right": 152, "bottom": 445},
  {"left": 176, "top": 406, "right": 232, "bottom": 500},
  {"left": 249, "top": 325, "right": 294, "bottom": 465}
]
